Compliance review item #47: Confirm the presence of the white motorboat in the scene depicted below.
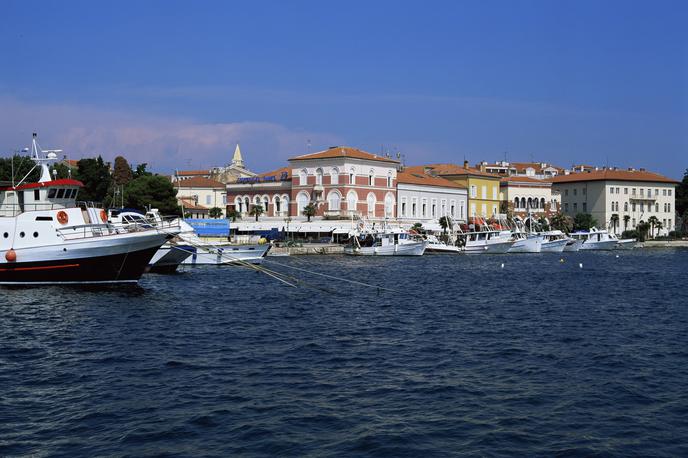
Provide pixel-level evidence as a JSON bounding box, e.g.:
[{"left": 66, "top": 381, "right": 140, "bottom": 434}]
[
  {"left": 570, "top": 227, "right": 619, "bottom": 251},
  {"left": 144, "top": 211, "right": 271, "bottom": 265},
  {"left": 108, "top": 210, "right": 195, "bottom": 273},
  {"left": 509, "top": 232, "right": 543, "bottom": 253},
  {"left": 540, "top": 230, "right": 569, "bottom": 253},
  {"left": 463, "top": 230, "right": 514, "bottom": 254},
  {"left": 609, "top": 233, "right": 637, "bottom": 250},
  {"left": 0, "top": 134, "right": 172, "bottom": 284},
  {"left": 563, "top": 238, "right": 583, "bottom": 252},
  {"left": 424, "top": 234, "right": 461, "bottom": 254},
  {"left": 344, "top": 230, "right": 426, "bottom": 256}
]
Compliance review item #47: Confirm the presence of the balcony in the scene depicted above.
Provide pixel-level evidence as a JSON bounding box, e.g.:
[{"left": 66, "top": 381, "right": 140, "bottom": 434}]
[{"left": 629, "top": 194, "right": 656, "bottom": 201}]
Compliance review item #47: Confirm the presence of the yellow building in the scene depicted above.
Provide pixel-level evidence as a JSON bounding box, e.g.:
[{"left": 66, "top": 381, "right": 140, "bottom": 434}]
[{"left": 423, "top": 161, "right": 503, "bottom": 220}]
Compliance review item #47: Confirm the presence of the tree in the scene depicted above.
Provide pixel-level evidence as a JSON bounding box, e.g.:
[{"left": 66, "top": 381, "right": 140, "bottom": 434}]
[
  {"left": 537, "top": 217, "right": 550, "bottom": 231},
  {"left": 124, "top": 174, "right": 180, "bottom": 215},
  {"left": 655, "top": 220, "right": 663, "bottom": 237},
  {"left": 208, "top": 207, "right": 223, "bottom": 218},
  {"left": 75, "top": 156, "right": 112, "bottom": 203},
  {"left": 438, "top": 216, "right": 451, "bottom": 234},
  {"left": 573, "top": 213, "right": 597, "bottom": 231},
  {"left": 133, "top": 163, "right": 152, "bottom": 178},
  {"left": 249, "top": 204, "right": 264, "bottom": 221},
  {"left": 226, "top": 209, "right": 241, "bottom": 222},
  {"left": 550, "top": 212, "right": 573, "bottom": 233},
  {"left": 113, "top": 156, "right": 133, "bottom": 186},
  {"left": 302, "top": 203, "right": 316, "bottom": 222},
  {"left": 411, "top": 222, "right": 424, "bottom": 233},
  {"left": 676, "top": 169, "right": 688, "bottom": 217},
  {"left": 647, "top": 215, "right": 659, "bottom": 238},
  {"left": 0, "top": 154, "right": 40, "bottom": 184},
  {"left": 636, "top": 221, "right": 651, "bottom": 242},
  {"left": 623, "top": 214, "right": 631, "bottom": 232},
  {"left": 610, "top": 213, "right": 619, "bottom": 234}
]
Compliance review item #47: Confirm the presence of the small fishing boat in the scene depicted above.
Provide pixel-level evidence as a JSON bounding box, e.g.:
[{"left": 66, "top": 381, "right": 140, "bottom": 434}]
[
  {"left": 509, "top": 232, "right": 543, "bottom": 253},
  {"left": 424, "top": 234, "right": 461, "bottom": 254},
  {"left": 540, "top": 230, "right": 569, "bottom": 253},
  {"left": 570, "top": 227, "right": 619, "bottom": 251},
  {"left": 344, "top": 230, "right": 426, "bottom": 256},
  {"left": 463, "top": 230, "right": 514, "bottom": 254}
]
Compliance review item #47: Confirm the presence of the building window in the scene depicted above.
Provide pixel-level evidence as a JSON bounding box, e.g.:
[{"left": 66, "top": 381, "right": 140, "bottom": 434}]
[
  {"left": 582, "top": 188, "right": 586, "bottom": 195},
  {"left": 582, "top": 202, "right": 587, "bottom": 212},
  {"left": 422, "top": 202, "right": 427, "bottom": 217},
  {"left": 624, "top": 202, "right": 628, "bottom": 211},
  {"left": 633, "top": 218, "right": 636, "bottom": 226},
  {"left": 331, "top": 168, "right": 339, "bottom": 185},
  {"left": 492, "top": 205, "right": 497, "bottom": 215},
  {"left": 573, "top": 189, "right": 577, "bottom": 196},
  {"left": 632, "top": 188, "right": 636, "bottom": 195},
  {"left": 387, "top": 174, "right": 392, "bottom": 188},
  {"left": 206, "top": 195, "right": 211, "bottom": 205},
  {"left": 347, "top": 191, "right": 358, "bottom": 212},
  {"left": 384, "top": 194, "right": 394, "bottom": 217},
  {"left": 624, "top": 188, "right": 628, "bottom": 194},
  {"left": 481, "top": 185, "right": 487, "bottom": 199},
  {"left": 300, "top": 169, "right": 308, "bottom": 186},
  {"left": 492, "top": 186, "right": 497, "bottom": 200},
  {"left": 610, "top": 187, "right": 614, "bottom": 194},
  {"left": 640, "top": 203, "right": 644, "bottom": 212},
  {"left": 368, "top": 170, "right": 374, "bottom": 186},
  {"left": 565, "top": 189, "right": 569, "bottom": 196},
  {"left": 655, "top": 203, "right": 659, "bottom": 212},
  {"left": 451, "top": 204, "right": 455, "bottom": 217},
  {"left": 431, "top": 203, "right": 436, "bottom": 217},
  {"left": 663, "top": 189, "right": 667, "bottom": 196},
  {"left": 616, "top": 187, "right": 620, "bottom": 193},
  {"left": 470, "top": 203, "right": 476, "bottom": 216},
  {"left": 573, "top": 203, "right": 577, "bottom": 212},
  {"left": 470, "top": 186, "right": 477, "bottom": 198},
  {"left": 275, "top": 196, "right": 281, "bottom": 213},
  {"left": 514, "top": 197, "right": 519, "bottom": 209},
  {"left": 669, "top": 219, "right": 672, "bottom": 228},
  {"left": 668, "top": 189, "right": 672, "bottom": 196},
  {"left": 412, "top": 202, "right": 417, "bottom": 216},
  {"left": 328, "top": 191, "right": 341, "bottom": 211},
  {"left": 640, "top": 189, "right": 644, "bottom": 197},
  {"left": 565, "top": 203, "right": 569, "bottom": 212},
  {"left": 632, "top": 203, "right": 636, "bottom": 212},
  {"left": 481, "top": 203, "right": 487, "bottom": 216},
  {"left": 401, "top": 200, "right": 407, "bottom": 216},
  {"left": 349, "top": 168, "right": 355, "bottom": 184},
  {"left": 668, "top": 203, "right": 671, "bottom": 212}
]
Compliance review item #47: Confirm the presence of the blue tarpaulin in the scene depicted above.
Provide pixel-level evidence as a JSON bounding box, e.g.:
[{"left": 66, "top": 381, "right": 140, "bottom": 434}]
[{"left": 185, "top": 219, "right": 230, "bottom": 237}]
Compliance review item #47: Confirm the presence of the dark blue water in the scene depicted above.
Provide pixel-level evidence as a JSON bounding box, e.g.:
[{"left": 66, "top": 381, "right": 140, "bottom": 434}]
[{"left": 1, "top": 249, "right": 688, "bottom": 457}]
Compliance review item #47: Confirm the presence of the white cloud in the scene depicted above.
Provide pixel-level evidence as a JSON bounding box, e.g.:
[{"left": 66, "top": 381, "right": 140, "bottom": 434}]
[{"left": 0, "top": 95, "right": 342, "bottom": 173}]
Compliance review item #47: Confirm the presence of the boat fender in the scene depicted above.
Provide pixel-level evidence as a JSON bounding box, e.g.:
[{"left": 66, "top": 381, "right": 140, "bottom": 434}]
[
  {"left": 5, "top": 249, "right": 17, "bottom": 262},
  {"left": 100, "top": 209, "right": 108, "bottom": 223},
  {"left": 57, "top": 210, "right": 69, "bottom": 225}
]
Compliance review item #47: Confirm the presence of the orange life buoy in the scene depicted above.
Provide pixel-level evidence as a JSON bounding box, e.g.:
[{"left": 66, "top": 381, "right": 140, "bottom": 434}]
[
  {"left": 5, "top": 249, "right": 16, "bottom": 262},
  {"left": 100, "top": 209, "right": 108, "bottom": 223},
  {"left": 57, "top": 210, "right": 69, "bottom": 225}
]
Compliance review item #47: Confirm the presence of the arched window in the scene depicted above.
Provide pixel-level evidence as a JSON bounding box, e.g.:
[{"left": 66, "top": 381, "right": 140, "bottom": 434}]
[
  {"left": 527, "top": 197, "right": 533, "bottom": 209},
  {"left": 315, "top": 168, "right": 323, "bottom": 185},
  {"left": 236, "top": 197, "right": 243, "bottom": 213},
  {"left": 282, "top": 195, "right": 289, "bottom": 215},
  {"left": 349, "top": 167, "right": 355, "bottom": 184},
  {"left": 263, "top": 196, "right": 270, "bottom": 214},
  {"left": 520, "top": 197, "right": 526, "bottom": 209},
  {"left": 347, "top": 191, "right": 358, "bottom": 212},
  {"left": 387, "top": 172, "right": 392, "bottom": 188},
  {"left": 331, "top": 167, "right": 339, "bottom": 185},
  {"left": 532, "top": 198, "right": 538, "bottom": 209},
  {"left": 367, "top": 193, "right": 376, "bottom": 216},
  {"left": 274, "top": 196, "right": 281, "bottom": 213},
  {"left": 296, "top": 192, "right": 309, "bottom": 214},
  {"left": 244, "top": 197, "right": 250, "bottom": 213},
  {"left": 299, "top": 169, "right": 308, "bottom": 186},
  {"left": 514, "top": 197, "right": 519, "bottom": 209},
  {"left": 327, "top": 191, "right": 341, "bottom": 211},
  {"left": 384, "top": 193, "right": 394, "bottom": 218},
  {"left": 368, "top": 170, "right": 375, "bottom": 186},
  {"left": 540, "top": 198, "right": 546, "bottom": 209}
]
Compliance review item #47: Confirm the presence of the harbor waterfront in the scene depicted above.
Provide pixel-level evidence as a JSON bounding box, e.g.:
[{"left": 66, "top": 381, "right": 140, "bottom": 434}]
[{"left": 2, "top": 248, "right": 687, "bottom": 456}]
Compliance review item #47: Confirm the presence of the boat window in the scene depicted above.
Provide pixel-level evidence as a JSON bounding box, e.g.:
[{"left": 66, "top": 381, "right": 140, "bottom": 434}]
[
  {"left": 34, "top": 189, "right": 40, "bottom": 200},
  {"left": 48, "top": 188, "right": 57, "bottom": 198},
  {"left": 35, "top": 216, "right": 53, "bottom": 221},
  {"left": 3, "top": 232, "right": 8, "bottom": 238},
  {"left": 19, "top": 232, "right": 25, "bottom": 238},
  {"left": 56, "top": 189, "right": 65, "bottom": 199},
  {"left": 33, "top": 232, "right": 39, "bottom": 238}
]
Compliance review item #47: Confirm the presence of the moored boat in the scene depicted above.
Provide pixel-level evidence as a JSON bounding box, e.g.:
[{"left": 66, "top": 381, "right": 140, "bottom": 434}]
[
  {"left": 540, "top": 230, "right": 569, "bottom": 253},
  {"left": 463, "top": 230, "right": 514, "bottom": 254},
  {"left": 344, "top": 230, "right": 426, "bottom": 256},
  {"left": 570, "top": 227, "right": 619, "bottom": 251}
]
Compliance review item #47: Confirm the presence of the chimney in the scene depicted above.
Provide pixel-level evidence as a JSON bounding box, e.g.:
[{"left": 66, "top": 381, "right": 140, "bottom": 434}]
[
  {"left": 628, "top": 167, "right": 635, "bottom": 172},
  {"left": 639, "top": 167, "right": 645, "bottom": 172},
  {"left": 479, "top": 161, "right": 487, "bottom": 172},
  {"left": 463, "top": 160, "right": 469, "bottom": 170}
]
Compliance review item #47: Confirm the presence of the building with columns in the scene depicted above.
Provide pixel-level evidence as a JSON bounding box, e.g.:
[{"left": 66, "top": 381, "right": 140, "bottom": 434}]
[
  {"left": 500, "top": 176, "right": 560, "bottom": 219},
  {"left": 551, "top": 168, "right": 678, "bottom": 235}
]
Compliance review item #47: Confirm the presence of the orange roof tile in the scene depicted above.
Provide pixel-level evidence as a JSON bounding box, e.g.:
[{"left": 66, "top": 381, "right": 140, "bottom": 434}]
[
  {"left": 500, "top": 176, "right": 552, "bottom": 185},
  {"left": 258, "top": 166, "right": 292, "bottom": 179},
  {"left": 176, "top": 176, "right": 225, "bottom": 189},
  {"left": 289, "top": 146, "right": 399, "bottom": 163},
  {"left": 176, "top": 169, "right": 210, "bottom": 176},
  {"left": 550, "top": 169, "right": 678, "bottom": 184},
  {"left": 423, "top": 163, "right": 501, "bottom": 179},
  {"left": 179, "top": 197, "right": 209, "bottom": 211},
  {"left": 398, "top": 166, "right": 466, "bottom": 189}
]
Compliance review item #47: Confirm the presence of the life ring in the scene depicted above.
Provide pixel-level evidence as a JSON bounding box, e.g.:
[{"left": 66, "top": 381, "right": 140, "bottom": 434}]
[
  {"left": 100, "top": 209, "right": 108, "bottom": 223},
  {"left": 57, "top": 210, "right": 69, "bottom": 225}
]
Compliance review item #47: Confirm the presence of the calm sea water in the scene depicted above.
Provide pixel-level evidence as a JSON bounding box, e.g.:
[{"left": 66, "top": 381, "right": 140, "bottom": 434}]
[{"left": 1, "top": 249, "right": 687, "bottom": 457}]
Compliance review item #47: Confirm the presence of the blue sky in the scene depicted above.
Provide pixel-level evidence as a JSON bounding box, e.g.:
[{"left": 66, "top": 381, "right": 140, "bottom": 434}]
[{"left": 1, "top": 0, "right": 686, "bottom": 178}]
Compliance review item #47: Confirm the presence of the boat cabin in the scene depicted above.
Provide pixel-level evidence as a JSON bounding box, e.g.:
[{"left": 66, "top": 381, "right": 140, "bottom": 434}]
[{"left": 0, "top": 179, "right": 82, "bottom": 217}]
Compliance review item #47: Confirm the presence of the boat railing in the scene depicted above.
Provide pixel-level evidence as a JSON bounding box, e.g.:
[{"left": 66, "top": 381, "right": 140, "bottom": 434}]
[
  {"left": 0, "top": 201, "right": 78, "bottom": 217},
  {"left": 56, "top": 223, "right": 120, "bottom": 240}
]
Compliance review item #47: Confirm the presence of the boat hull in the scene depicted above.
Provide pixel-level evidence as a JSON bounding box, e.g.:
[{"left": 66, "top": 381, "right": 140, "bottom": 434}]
[
  {"left": 580, "top": 240, "right": 618, "bottom": 251},
  {"left": 344, "top": 241, "right": 426, "bottom": 256},
  {"left": 508, "top": 236, "right": 542, "bottom": 253},
  {"left": 465, "top": 240, "right": 513, "bottom": 254},
  {"left": 425, "top": 243, "right": 461, "bottom": 254},
  {"left": 563, "top": 239, "right": 583, "bottom": 252},
  {"left": 614, "top": 239, "right": 636, "bottom": 250},
  {"left": 182, "top": 244, "right": 270, "bottom": 265},
  {"left": 540, "top": 239, "right": 568, "bottom": 253},
  {"left": 148, "top": 245, "right": 195, "bottom": 273}
]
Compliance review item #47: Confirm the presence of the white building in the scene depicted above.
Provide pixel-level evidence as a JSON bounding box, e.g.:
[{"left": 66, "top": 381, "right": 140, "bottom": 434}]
[
  {"left": 551, "top": 168, "right": 678, "bottom": 235},
  {"left": 175, "top": 177, "right": 227, "bottom": 217},
  {"left": 396, "top": 166, "right": 468, "bottom": 229}
]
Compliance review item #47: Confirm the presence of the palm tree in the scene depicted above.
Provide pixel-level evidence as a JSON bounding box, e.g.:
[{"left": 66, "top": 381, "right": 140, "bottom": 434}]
[
  {"left": 438, "top": 216, "right": 451, "bottom": 234},
  {"left": 610, "top": 213, "right": 619, "bottom": 234},
  {"left": 208, "top": 207, "right": 223, "bottom": 219},
  {"left": 249, "top": 204, "right": 264, "bottom": 222},
  {"left": 550, "top": 212, "right": 573, "bottom": 233},
  {"left": 226, "top": 208, "right": 241, "bottom": 222},
  {"left": 647, "top": 215, "right": 659, "bottom": 238},
  {"left": 623, "top": 215, "right": 630, "bottom": 232},
  {"left": 637, "top": 220, "right": 650, "bottom": 241},
  {"left": 655, "top": 220, "right": 663, "bottom": 237},
  {"left": 302, "top": 203, "right": 316, "bottom": 222}
]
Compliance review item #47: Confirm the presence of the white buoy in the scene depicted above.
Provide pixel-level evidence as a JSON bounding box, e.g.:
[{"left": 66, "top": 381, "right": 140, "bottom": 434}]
[
  {"left": 615, "top": 254, "right": 619, "bottom": 258},
  {"left": 500, "top": 263, "right": 504, "bottom": 269},
  {"left": 579, "top": 263, "right": 583, "bottom": 269}
]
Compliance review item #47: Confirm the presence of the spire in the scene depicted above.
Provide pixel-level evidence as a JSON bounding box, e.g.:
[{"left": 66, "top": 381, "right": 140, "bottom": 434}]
[{"left": 231, "top": 144, "right": 244, "bottom": 168}]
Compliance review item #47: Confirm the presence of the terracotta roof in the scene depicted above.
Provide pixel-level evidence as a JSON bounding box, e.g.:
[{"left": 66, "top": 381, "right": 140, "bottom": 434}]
[
  {"left": 62, "top": 159, "right": 79, "bottom": 167},
  {"left": 175, "top": 176, "right": 225, "bottom": 189},
  {"left": 258, "top": 166, "right": 292, "bottom": 179},
  {"left": 179, "top": 197, "right": 208, "bottom": 211},
  {"left": 500, "top": 176, "right": 552, "bottom": 185},
  {"left": 289, "top": 146, "right": 399, "bottom": 163},
  {"left": 398, "top": 167, "right": 466, "bottom": 189},
  {"left": 550, "top": 169, "right": 678, "bottom": 184},
  {"left": 176, "top": 169, "right": 210, "bottom": 176},
  {"left": 423, "top": 163, "right": 501, "bottom": 179}
]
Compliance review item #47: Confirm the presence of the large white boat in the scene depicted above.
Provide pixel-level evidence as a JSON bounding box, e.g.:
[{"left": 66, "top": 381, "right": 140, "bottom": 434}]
[
  {"left": 344, "top": 230, "right": 426, "bottom": 256},
  {"left": 463, "top": 230, "right": 514, "bottom": 254},
  {"left": 570, "top": 228, "right": 619, "bottom": 251},
  {"left": 424, "top": 234, "right": 461, "bottom": 254},
  {"left": 509, "top": 232, "right": 543, "bottom": 253},
  {"left": 0, "top": 135, "right": 172, "bottom": 284},
  {"left": 540, "top": 230, "right": 570, "bottom": 253}
]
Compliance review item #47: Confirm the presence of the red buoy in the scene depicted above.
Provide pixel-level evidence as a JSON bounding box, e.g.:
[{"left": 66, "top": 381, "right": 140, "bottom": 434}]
[{"left": 5, "top": 249, "right": 17, "bottom": 262}]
